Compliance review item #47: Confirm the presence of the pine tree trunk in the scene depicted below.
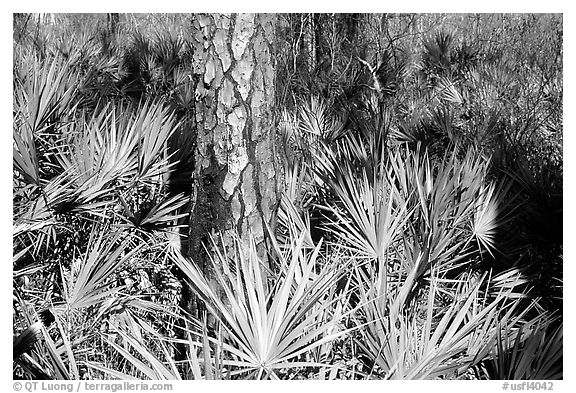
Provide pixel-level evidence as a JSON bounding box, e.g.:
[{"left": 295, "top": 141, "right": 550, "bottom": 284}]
[
  {"left": 107, "top": 13, "right": 119, "bottom": 34},
  {"left": 188, "top": 12, "right": 281, "bottom": 293},
  {"left": 302, "top": 14, "right": 317, "bottom": 73}
]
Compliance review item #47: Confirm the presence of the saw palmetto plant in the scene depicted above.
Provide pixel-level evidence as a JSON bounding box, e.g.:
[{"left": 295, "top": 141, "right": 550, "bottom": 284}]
[{"left": 171, "top": 229, "right": 356, "bottom": 379}]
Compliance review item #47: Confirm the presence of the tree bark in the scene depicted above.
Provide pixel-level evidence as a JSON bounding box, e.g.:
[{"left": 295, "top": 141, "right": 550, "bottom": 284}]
[
  {"left": 302, "top": 14, "right": 317, "bottom": 74},
  {"left": 188, "top": 12, "right": 281, "bottom": 284},
  {"left": 107, "top": 13, "right": 120, "bottom": 34}
]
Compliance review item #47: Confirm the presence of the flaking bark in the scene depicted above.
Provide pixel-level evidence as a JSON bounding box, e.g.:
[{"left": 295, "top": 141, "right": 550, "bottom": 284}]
[{"left": 188, "top": 12, "right": 281, "bottom": 282}]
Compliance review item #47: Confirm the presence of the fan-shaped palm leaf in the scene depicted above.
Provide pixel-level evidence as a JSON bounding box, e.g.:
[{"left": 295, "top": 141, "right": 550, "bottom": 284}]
[
  {"left": 172, "top": 232, "right": 353, "bottom": 379},
  {"left": 63, "top": 228, "right": 141, "bottom": 310}
]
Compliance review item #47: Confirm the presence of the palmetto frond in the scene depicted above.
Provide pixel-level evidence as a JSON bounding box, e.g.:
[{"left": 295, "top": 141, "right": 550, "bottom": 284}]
[
  {"left": 285, "top": 96, "right": 347, "bottom": 153},
  {"left": 389, "top": 146, "right": 513, "bottom": 266},
  {"left": 276, "top": 193, "right": 315, "bottom": 251},
  {"left": 87, "top": 317, "right": 230, "bottom": 380},
  {"left": 13, "top": 121, "right": 40, "bottom": 186},
  {"left": 90, "top": 326, "right": 182, "bottom": 380},
  {"left": 172, "top": 67, "right": 195, "bottom": 110},
  {"left": 320, "top": 160, "right": 411, "bottom": 262},
  {"left": 117, "top": 192, "right": 188, "bottom": 232},
  {"left": 319, "top": 143, "right": 510, "bottom": 276},
  {"left": 13, "top": 53, "right": 79, "bottom": 135},
  {"left": 13, "top": 53, "right": 80, "bottom": 188},
  {"left": 471, "top": 182, "right": 502, "bottom": 257},
  {"left": 390, "top": 105, "right": 430, "bottom": 145},
  {"left": 172, "top": 232, "right": 352, "bottom": 379},
  {"left": 61, "top": 227, "right": 141, "bottom": 310},
  {"left": 435, "top": 76, "right": 463, "bottom": 105},
  {"left": 480, "top": 316, "right": 562, "bottom": 380},
  {"left": 421, "top": 31, "right": 454, "bottom": 78},
  {"left": 354, "top": 261, "right": 532, "bottom": 379},
  {"left": 151, "top": 27, "right": 185, "bottom": 78}
]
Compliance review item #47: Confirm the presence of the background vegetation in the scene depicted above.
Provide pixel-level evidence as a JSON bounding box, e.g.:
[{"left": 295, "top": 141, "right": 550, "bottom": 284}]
[{"left": 13, "top": 13, "right": 562, "bottom": 380}]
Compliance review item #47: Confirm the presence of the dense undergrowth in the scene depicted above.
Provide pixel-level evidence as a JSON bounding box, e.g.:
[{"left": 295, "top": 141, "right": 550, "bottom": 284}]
[{"left": 13, "top": 13, "right": 562, "bottom": 380}]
